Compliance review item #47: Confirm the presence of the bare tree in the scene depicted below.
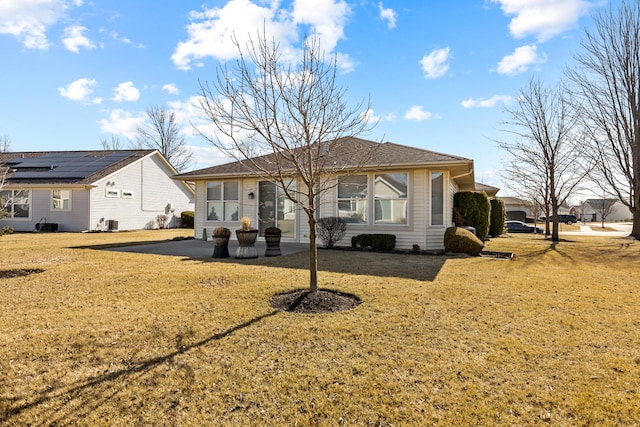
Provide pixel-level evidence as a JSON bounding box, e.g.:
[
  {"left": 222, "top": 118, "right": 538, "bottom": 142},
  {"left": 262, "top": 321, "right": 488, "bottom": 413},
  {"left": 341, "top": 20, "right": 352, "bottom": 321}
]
[
  {"left": 100, "top": 135, "right": 124, "bottom": 150},
  {"left": 567, "top": 0, "right": 640, "bottom": 239},
  {"left": 499, "top": 77, "right": 589, "bottom": 241},
  {"left": 196, "top": 32, "right": 376, "bottom": 292},
  {"left": 1, "top": 135, "right": 11, "bottom": 152},
  {"left": 589, "top": 196, "right": 618, "bottom": 228},
  {"left": 137, "top": 106, "right": 194, "bottom": 172}
]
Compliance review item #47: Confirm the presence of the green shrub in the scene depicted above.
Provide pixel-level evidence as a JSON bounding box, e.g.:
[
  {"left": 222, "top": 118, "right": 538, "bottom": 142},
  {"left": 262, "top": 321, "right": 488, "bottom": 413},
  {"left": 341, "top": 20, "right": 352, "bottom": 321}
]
[
  {"left": 443, "top": 227, "right": 484, "bottom": 256},
  {"left": 180, "top": 211, "right": 194, "bottom": 229},
  {"left": 453, "top": 191, "right": 491, "bottom": 241},
  {"left": 351, "top": 234, "right": 396, "bottom": 251},
  {"left": 0, "top": 226, "right": 14, "bottom": 236},
  {"left": 489, "top": 198, "right": 506, "bottom": 236}
]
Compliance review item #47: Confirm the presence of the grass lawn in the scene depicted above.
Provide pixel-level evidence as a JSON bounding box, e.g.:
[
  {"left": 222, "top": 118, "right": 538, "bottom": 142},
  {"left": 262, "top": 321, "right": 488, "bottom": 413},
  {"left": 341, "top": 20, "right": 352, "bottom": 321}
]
[{"left": 1, "top": 230, "right": 639, "bottom": 425}]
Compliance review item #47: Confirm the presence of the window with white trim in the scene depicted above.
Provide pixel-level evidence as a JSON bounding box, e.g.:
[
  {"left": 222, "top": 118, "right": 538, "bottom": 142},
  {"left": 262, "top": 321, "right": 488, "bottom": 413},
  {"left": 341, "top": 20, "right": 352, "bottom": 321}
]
[
  {"left": 0, "top": 189, "right": 31, "bottom": 219},
  {"left": 374, "top": 173, "right": 408, "bottom": 224},
  {"left": 337, "top": 175, "right": 368, "bottom": 223},
  {"left": 51, "top": 189, "right": 72, "bottom": 211},
  {"left": 206, "top": 181, "right": 239, "bottom": 221},
  {"left": 431, "top": 172, "right": 444, "bottom": 225}
]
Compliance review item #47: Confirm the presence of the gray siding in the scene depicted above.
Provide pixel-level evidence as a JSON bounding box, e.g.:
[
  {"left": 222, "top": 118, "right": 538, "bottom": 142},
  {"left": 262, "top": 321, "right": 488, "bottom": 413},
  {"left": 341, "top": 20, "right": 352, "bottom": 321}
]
[{"left": 0, "top": 189, "right": 90, "bottom": 232}]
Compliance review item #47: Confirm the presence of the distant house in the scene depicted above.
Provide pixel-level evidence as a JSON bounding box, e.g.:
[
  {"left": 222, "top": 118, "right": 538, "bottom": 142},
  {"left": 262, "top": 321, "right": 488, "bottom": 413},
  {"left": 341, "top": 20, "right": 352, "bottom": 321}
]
[
  {"left": 174, "top": 137, "right": 476, "bottom": 251},
  {"left": 475, "top": 182, "right": 500, "bottom": 199},
  {"left": 581, "top": 198, "right": 632, "bottom": 222},
  {"left": 502, "top": 196, "right": 536, "bottom": 222},
  {"left": 0, "top": 150, "right": 194, "bottom": 232}
]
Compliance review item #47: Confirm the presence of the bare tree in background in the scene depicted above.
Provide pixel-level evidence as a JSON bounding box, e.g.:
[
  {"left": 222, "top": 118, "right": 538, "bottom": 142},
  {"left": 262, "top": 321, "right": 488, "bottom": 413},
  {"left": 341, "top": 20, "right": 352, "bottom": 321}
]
[
  {"left": 196, "top": 32, "right": 376, "bottom": 292},
  {"left": 499, "top": 77, "right": 589, "bottom": 242},
  {"left": 1, "top": 135, "right": 11, "bottom": 152},
  {"left": 100, "top": 135, "right": 124, "bottom": 150},
  {"left": 137, "top": 106, "right": 194, "bottom": 172},
  {"left": 567, "top": 0, "right": 640, "bottom": 239}
]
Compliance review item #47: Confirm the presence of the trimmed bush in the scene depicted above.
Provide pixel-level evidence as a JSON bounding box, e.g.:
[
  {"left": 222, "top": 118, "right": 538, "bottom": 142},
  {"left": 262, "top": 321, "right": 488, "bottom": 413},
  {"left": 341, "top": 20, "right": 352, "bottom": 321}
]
[
  {"left": 453, "top": 191, "right": 491, "bottom": 241},
  {"left": 180, "top": 211, "right": 194, "bottom": 229},
  {"left": 489, "top": 198, "right": 506, "bottom": 237},
  {"left": 351, "top": 234, "right": 396, "bottom": 251},
  {"left": 443, "top": 226, "right": 484, "bottom": 256},
  {"left": 317, "top": 216, "right": 347, "bottom": 248},
  {"left": 0, "top": 226, "right": 14, "bottom": 236}
]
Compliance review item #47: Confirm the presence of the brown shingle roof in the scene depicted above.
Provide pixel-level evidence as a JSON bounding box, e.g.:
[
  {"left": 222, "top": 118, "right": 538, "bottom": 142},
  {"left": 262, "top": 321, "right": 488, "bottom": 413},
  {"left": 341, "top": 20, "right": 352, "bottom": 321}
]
[
  {"left": 0, "top": 150, "right": 156, "bottom": 185},
  {"left": 177, "top": 136, "right": 471, "bottom": 179}
]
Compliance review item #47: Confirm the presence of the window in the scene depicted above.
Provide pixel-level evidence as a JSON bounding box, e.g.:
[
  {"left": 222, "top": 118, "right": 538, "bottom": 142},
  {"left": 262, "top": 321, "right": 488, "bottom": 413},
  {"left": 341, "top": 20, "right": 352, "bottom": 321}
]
[
  {"left": 431, "top": 172, "right": 444, "bottom": 225},
  {"left": 106, "top": 188, "right": 119, "bottom": 198},
  {"left": 52, "top": 190, "right": 71, "bottom": 211},
  {"left": 0, "top": 189, "right": 31, "bottom": 219},
  {"left": 121, "top": 190, "right": 134, "bottom": 199},
  {"left": 206, "top": 181, "right": 239, "bottom": 221},
  {"left": 337, "top": 175, "right": 368, "bottom": 223},
  {"left": 374, "top": 173, "right": 408, "bottom": 224}
]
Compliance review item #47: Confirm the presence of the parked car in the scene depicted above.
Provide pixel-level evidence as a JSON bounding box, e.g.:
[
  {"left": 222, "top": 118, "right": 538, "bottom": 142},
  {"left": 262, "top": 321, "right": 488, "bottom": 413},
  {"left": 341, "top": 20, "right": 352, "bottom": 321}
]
[
  {"left": 506, "top": 220, "right": 543, "bottom": 234},
  {"left": 539, "top": 214, "right": 577, "bottom": 224}
]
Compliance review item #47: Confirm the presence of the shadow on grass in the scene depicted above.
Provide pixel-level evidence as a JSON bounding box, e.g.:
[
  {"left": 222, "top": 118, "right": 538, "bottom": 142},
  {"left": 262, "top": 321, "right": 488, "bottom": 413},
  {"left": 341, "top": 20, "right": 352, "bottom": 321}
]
[
  {"left": 77, "top": 238, "right": 449, "bottom": 282},
  {"left": 218, "top": 249, "right": 448, "bottom": 282},
  {"left": 1, "top": 310, "right": 279, "bottom": 425}
]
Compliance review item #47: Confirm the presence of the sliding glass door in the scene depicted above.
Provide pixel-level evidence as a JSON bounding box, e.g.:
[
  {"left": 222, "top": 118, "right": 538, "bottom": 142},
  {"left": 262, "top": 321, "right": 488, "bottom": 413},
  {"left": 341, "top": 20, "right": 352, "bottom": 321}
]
[{"left": 258, "top": 181, "right": 295, "bottom": 238}]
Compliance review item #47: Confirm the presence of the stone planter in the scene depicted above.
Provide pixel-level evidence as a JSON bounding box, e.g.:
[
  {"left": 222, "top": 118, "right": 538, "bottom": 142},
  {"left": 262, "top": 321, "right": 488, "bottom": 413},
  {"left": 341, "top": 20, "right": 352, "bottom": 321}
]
[
  {"left": 235, "top": 230, "right": 259, "bottom": 259},
  {"left": 212, "top": 236, "right": 230, "bottom": 258},
  {"left": 264, "top": 233, "right": 282, "bottom": 257}
]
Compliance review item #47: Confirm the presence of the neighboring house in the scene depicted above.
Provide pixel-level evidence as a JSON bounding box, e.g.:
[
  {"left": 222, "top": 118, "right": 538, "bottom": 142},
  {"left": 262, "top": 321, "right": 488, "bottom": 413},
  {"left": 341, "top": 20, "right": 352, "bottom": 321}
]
[
  {"left": 581, "top": 198, "right": 633, "bottom": 222},
  {"left": 475, "top": 182, "right": 500, "bottom": 199},
  {"left": 0, "top": 150, "right": 194, "bottom": 232},
  {"left": 502, "top": 196, "right": 536, "bottom": 222},
  {"left": 174, "top": 137, "right": 475, "bottom": 251}
]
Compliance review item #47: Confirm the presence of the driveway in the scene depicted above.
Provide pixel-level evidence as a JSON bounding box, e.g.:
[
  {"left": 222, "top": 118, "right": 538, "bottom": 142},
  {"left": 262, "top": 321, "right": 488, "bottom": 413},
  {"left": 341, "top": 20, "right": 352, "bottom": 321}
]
[
  {"left": 559, "top": 222, "right": 632, "bottom": 237},
  {"left": 101, "top": 238, "right": 309, "bottom": 259}
]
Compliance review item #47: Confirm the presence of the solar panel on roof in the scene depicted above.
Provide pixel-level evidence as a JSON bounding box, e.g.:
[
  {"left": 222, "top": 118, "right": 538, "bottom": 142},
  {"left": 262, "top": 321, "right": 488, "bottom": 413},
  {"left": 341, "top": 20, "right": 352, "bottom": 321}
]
[{"left": 8, "top": 151, "right": 137, "bottom": 180}]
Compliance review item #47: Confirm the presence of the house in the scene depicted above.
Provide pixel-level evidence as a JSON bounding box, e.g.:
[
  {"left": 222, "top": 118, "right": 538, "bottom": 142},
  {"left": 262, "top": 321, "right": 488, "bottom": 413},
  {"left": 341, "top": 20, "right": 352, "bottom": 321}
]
[
  {"left": 174, "top": 137, "right": 475, "bottom": 251},
  {"left": 581, "top": 198, "right": 632, "bottom": 222},
  {"left": 0, "top": 150, "right": 194, "bottom": 232},
  {"left": 502, "top": 196, "right": 536, "bottom": 222},
  {"left": 475, "top": 182, "right": 500, "bottom": 199}
]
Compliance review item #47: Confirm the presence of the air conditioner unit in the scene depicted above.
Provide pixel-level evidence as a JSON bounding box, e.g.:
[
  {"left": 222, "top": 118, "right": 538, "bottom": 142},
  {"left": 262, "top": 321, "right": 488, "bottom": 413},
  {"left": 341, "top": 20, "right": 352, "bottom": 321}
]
[{"left": 107, "top": 220, "right": 119, "bottom": 231}]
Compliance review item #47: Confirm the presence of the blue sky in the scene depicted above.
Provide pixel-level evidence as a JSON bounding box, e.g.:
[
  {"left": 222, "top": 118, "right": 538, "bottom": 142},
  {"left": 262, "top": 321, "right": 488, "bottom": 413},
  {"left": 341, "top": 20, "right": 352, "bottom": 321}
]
[{"left": 0, "top": 0, "right": 613, "bottom": 192}]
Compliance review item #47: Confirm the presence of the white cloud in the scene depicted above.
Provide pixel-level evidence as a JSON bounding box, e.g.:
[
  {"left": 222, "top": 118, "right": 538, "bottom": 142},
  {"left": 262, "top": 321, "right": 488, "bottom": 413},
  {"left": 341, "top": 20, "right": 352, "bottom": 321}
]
[
  {"left": 62, "top": 25, "right": 95, "bottom": 53},
  {"left": 98, "top": 109, "right": 146, "bottom": 140},
  {"left": 404, "top": 106, "right": 433, "bottom": 121},
  {"left": 171, "top": 0, "right": 351, "bottom": 70},
  {"left": 58, "top": 77, "right": 96, "bottom": 102},
  {"left": 362, "top": 108, "right": 395, "bottom": 124},
  {"left": 496, "top": 44, "right": 545, "bottom": 76},
  {"left": 162, "top": 83, "right": 180, "bottom": 95},
  {"left": 420, "top": 47, "right": 451, "bottom": 79},
  {"left": 111, "top": 81, "right": 140, "bottom": 102},
  {"left": 491, "top": 0, "right": 595, "bottom": 42},
  {"left": 0, "top": 0, "right": 83, "bottom": 49},
  {"left": 461, "top": 95, "right": 512, "bottom": 109},
  {"left": 110, "top": 30, "right": 144, "bottom": 48},
  {"left": 378, "top": 2, "right": 396, "bottom": 29}
]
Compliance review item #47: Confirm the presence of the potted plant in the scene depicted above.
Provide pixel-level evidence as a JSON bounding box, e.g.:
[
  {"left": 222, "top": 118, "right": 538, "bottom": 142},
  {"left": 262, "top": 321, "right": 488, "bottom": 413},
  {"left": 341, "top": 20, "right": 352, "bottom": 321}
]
[
  {"left": 235, "top": 216, "right": 259, "bottom": 259},
  {"left": 212, "top": 226, "right": 231, "bottom": 258},
  {"left": 264, "top": 226, "right": 282, "bottom": 257}
]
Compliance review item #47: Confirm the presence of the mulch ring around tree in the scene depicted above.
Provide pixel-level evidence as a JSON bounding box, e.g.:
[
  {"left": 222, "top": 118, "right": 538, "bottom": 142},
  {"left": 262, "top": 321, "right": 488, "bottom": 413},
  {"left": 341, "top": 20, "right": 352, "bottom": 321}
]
[
  {"left": 269, "top": 288, "right": 361, "bottom": 313},
  {"left": 0, "top": 269, "right": 44, "bottom": 279}
]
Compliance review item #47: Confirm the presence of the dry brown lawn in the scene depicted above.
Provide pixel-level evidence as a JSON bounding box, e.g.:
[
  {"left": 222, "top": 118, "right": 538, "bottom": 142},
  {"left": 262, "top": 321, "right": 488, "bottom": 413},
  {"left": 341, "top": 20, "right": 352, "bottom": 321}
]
[{"left": 1, "top": 230, "right": 639, "bottom": 426}]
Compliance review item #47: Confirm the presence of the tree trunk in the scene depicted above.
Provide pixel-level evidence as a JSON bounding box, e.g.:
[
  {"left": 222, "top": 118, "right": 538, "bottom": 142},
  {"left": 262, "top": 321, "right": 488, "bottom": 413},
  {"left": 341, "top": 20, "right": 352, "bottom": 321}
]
[
  {"left": 308, "top": 215, "right": 318, "bottom": 292},
  {"left": 632, "top": 207, "right": 640, "bottom": 240}
]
